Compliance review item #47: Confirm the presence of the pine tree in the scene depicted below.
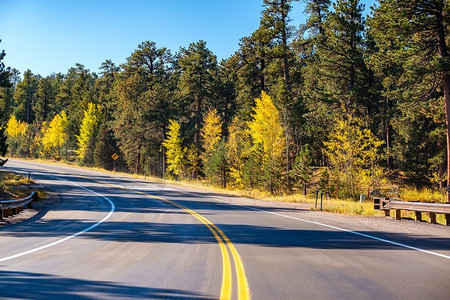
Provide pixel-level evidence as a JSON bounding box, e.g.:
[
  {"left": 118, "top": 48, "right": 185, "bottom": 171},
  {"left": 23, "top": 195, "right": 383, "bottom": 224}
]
[
  {"left": 0, "top": 40, "right": 10, "bottom": 90},
  {"left": 13, "top": 70, "right": 38, "bottom": 123},
  {"left": 0, "top": 42, "right": 11, "bottom": 156},
  {"left": 178, "top": 40, "right": 218, "bottom": 160},
  {"left": 94, "top": 119, "right": 116, "bottom": 170},
  {"left": 369, "top": 0, "right": 450, "bottom": 199},
  {"left": 0, "top": 126, "right": 7, "bottom": 156},
  {"left": 114, "top": 42, "right": 175, "bottom": 174},
  {"left": 34, "top": 76, "right": 57, "bottom": 122}
]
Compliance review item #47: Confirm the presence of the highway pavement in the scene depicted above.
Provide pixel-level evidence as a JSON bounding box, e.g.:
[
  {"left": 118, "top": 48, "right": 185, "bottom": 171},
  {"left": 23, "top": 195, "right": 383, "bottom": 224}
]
[{"left": 1, "top": 160, "right": 450, "bottom": 299}]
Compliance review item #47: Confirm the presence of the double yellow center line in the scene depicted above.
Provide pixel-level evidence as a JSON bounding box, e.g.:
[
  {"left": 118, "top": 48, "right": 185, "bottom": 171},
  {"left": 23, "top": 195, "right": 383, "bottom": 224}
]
[{"left": 82, "top": 175, "right": 250, "bottom": 300}]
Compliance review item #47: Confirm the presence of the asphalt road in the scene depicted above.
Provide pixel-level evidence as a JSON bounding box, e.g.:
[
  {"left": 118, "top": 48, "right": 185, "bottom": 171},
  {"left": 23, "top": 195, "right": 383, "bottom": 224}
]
[{"left": 1, "top": 160, "right": 450, "bottom": 299}]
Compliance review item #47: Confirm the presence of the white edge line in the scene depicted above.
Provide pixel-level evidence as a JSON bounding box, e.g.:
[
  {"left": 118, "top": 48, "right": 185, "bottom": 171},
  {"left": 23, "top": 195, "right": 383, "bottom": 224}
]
[
  {"left": 179, "top": 191, "right": 450, "bottom": 261},
  {"left": 0, "top": 175, "right": 115, "bottom": 263}
]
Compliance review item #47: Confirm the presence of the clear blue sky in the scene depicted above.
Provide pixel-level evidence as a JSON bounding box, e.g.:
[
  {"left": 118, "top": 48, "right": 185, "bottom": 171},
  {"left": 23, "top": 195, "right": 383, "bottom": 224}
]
[{"left": 0, "top": 0, "right": 376, "bottom": 77}]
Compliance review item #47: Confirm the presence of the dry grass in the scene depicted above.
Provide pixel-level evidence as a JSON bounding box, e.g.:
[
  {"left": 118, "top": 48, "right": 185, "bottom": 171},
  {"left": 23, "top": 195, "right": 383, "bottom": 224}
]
[{"left": 399, "top": 187, "right": 446, "bottom": 203}]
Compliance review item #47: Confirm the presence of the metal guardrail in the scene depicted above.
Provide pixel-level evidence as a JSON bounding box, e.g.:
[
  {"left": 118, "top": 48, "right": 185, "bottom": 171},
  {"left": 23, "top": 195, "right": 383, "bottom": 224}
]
[
  {"left": 384, "top": 200, "right": 450, "bottom": 214},
  {"left": 374, "top": 197, "right": 450, "bottom": 225},
  {"left": 0, "top": 192, "right": 37, "bottom": 219}
]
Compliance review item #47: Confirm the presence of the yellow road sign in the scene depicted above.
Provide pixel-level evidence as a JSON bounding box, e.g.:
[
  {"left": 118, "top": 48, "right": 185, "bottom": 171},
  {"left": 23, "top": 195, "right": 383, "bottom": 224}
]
[{"left": 111, "top": 153, "right": 119, "bottom": 161}]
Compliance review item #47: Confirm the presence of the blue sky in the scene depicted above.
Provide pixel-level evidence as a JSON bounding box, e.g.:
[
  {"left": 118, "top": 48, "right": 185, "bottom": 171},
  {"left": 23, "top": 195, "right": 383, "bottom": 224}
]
[{"left": 0, "top": 0, "right": 376, "bottom": 77}]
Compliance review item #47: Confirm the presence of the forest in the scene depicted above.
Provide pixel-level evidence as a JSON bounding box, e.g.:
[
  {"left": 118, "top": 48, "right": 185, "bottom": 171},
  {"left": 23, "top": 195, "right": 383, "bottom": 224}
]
[{"left": 0, "top": 0, "right": 449, "bottom": 200}]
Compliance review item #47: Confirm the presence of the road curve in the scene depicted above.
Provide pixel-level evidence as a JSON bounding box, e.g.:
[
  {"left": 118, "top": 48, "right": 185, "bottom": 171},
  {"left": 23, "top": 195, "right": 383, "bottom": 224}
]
[{"left": 1, "top": 160, "right": 450, "bottom": 299}]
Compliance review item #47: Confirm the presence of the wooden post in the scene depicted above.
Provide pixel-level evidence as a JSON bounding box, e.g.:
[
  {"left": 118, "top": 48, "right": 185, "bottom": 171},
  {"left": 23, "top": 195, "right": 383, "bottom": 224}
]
[
  {"left": 445, "top": 214, "right": 450, "bottom": 226},
  {"left": 384, "top": 209, "right": 390, "bottom": 217},
  {"left": 429, "top": 212, "right": 436, "bottom": 224},
  {"left": 395, "top": 209, "right": 401, "bottom": 220},
  {"left": 415, "top": 211, "right": 422, "bottom": 222}
]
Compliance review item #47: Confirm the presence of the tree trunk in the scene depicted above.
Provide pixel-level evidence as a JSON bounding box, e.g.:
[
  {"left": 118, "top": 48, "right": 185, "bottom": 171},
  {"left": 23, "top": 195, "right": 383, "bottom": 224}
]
[
  {"left": 281, "top": 0, "right": 290, "bottom": 92},
  {"left": 195, "top": 95, "right": 202, "bottom": 178},
  {"left": 443, "top": 75, "right": 450, "bottom": 202},
  {"left": 436, "top": 9, "right": 449, "bottom": 202}
]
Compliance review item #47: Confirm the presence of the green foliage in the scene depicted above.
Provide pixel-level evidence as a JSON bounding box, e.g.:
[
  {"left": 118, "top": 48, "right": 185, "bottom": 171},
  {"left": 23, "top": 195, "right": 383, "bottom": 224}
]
[
  {"left": 34, "top": 76, "right": 59, "bottom": 122},
  {"left": 0, "top": 126, "right": 7, "bottom": 156},
  {"left": 204, "top": 139, "right": 228, "bottom": 188},
  {"left": 178, "top": 40, "right": 218, "bottom": 151},
  {"left": 94, "top": 119, "right": 116, "bottom": 170},
  {"left": 3, "top": 0, "right": 448, "bottom": 199},
  {"left": 0, "top": 40, "right": 11, "bottom": 89},
  {"left": 292, "top": 145, "right": 313, "bottom": 191},
  {"left": 13, "top": 70, "right": 38, "bottom": 123},
  {"left": 227, "top": 116, "right": 252, "bottom": 188}
]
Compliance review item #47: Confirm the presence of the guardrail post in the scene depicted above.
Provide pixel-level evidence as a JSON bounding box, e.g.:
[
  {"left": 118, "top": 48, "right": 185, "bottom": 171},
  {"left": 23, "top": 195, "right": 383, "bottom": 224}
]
[
  {"left": 415, "top": 211, "right": 422, "bottom": 222},
  {"left": 429, "top": 212, "right": 436, "bottom": 224},
  {"left": 395, "top": 209, "right": 401, "bottom": 220},
  {"left": 320, "top": 191, "right": 323, "bottom": 211},
  {"left": 315, "top": 189, "right": 318, "bottom": 210},
  {"left": 445, "top": 215, "right": 450, "bottom": 226}
]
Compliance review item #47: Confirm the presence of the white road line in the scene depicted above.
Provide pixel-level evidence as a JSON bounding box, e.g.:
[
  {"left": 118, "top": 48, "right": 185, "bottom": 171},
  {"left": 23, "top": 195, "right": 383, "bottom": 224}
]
[
  {"left": 184, "top": 192, "right": 450, "bottom": 261},
  {"left": 0, "top": 175, "right": 115, "bottom": 263}
]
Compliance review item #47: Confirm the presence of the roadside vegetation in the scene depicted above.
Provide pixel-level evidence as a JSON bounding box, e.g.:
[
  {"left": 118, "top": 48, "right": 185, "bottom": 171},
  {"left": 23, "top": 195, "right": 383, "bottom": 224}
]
[
  {"left": 0, "top": 1, "right": 449, "bottom": 223},
  {"left": 0, "top": 170, "right": 42, "bottom": 199}
]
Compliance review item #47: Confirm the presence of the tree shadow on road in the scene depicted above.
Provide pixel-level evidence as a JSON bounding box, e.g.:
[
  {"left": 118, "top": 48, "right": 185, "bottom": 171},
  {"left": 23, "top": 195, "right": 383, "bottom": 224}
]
[{"left": 0, "top": 270, "right": 213, "bottom": 299}]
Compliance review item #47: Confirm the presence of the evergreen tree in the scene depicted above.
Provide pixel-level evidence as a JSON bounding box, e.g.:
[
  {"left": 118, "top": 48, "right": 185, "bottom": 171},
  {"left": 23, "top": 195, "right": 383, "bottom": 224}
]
[
  {"left": 13, "top": 70, "right": 39, "bottom": 123},
  {"left": 34, "top": 76, "right": 57, "bottom": 122},
  {"left": 178, "top": 40, "right": 218, "bottom": 159},
  {"left": 369, "top": 0, "right": 450, "bottom": 198},
  {"left": 0, "top": 42, "right": 12, "bottom": 156},
  {"left": 94, "top": 118, "right": 116, "bottom": 170},
  {"left": 0, "top": 126, "right": 7, "bottom": 156},
  {"left": 0, "top": 40, "right": 10, "bottom": 90},
  {"left": 113, "top": 42, "right": 175, "bottom": 174}
]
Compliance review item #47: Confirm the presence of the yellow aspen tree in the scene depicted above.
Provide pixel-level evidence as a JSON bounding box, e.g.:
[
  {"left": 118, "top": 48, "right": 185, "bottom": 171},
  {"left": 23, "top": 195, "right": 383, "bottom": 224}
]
[
  {"left": 75, "top": 103, "right": 102, "bottom": 163},
  {"left": 201, "top": 108, "right": 222, "bottom": 154},
  {"left": 227, "top": 116, "right": 252, "bottom": 188},
  {"left": 247, "top": 91, "right": 285, "bottom": 193},
  {"left": 201, "top": 109, "right": 228, "bottom": 186},
  {"left": 41, "top": 111, "right": 68, "bottom": 158},
  {"left": 324, "top": 112, "right": 384, "bottom": 198},
  {"left": 6, "top": 115, "right": 28, "bottom": 156},
  {"left": 248, "top": 91, "right": 285, "bottom": 159},
  {"left": 162, "top": 119, "right": 185, "bottom": 177}
]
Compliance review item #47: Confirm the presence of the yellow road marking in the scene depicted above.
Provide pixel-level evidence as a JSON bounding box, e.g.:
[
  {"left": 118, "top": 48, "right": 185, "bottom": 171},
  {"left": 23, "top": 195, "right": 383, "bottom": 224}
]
[{"left": 75, "top": 175, "right": 250, "bottom": 300}]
